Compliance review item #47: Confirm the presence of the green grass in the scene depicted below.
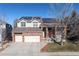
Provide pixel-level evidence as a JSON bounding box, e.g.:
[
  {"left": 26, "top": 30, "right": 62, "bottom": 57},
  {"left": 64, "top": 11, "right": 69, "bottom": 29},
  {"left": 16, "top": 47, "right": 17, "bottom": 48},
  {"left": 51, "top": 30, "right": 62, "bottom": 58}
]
[{"left": 47, "top": 42, "right": 79, "bottom": 52}]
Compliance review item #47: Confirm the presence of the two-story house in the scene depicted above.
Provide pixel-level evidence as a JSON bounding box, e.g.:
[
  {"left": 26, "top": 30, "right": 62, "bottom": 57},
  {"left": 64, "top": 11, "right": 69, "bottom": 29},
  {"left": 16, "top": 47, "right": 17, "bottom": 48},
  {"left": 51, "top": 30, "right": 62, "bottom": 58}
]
[
  {"left": 13, "top": 16, "right": 67, "bottom": 43},
  {"left": 13, "top": 17, "right": 43, "bottom": 42}
]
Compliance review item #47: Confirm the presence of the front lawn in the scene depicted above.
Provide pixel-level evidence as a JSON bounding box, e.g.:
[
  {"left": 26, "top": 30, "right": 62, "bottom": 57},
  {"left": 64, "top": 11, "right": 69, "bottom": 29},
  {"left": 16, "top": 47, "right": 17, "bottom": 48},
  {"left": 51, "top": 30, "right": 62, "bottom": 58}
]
[{"left": 41, "top": 42, "right": 79, "bottom": 52}]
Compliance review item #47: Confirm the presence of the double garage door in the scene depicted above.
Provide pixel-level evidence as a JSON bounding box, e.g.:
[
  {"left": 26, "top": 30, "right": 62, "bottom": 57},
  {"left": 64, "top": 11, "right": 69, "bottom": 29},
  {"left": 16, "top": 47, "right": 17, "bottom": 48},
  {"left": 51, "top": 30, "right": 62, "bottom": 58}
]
[{"left": 15, "top": 35, "right": 40, "bottom": 42}]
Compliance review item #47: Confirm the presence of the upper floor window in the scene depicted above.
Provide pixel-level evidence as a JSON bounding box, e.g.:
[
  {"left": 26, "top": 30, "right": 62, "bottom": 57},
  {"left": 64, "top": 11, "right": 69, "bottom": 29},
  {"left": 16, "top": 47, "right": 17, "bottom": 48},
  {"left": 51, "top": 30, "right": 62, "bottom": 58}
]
[
  {"left": 33, "top": 22, "right": 38, "bottom": 27},
  {"left": 21, "top": 22, "right": 26, "bottom": 27}
]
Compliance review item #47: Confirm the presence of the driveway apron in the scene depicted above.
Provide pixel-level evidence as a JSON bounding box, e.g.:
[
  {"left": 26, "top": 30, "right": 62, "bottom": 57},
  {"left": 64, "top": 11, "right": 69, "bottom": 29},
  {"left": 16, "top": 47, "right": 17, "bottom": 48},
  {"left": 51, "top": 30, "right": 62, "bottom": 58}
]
[{"left": 0, "top": 42, "right": 41, "bottom": 56}]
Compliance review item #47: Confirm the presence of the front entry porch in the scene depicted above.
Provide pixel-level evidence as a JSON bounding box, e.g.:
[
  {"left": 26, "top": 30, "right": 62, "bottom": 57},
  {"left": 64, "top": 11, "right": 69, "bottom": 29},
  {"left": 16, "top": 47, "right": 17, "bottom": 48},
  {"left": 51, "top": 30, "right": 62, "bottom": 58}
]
[{"left": 40, "top": 23, "right": 67, "bottom": 43}]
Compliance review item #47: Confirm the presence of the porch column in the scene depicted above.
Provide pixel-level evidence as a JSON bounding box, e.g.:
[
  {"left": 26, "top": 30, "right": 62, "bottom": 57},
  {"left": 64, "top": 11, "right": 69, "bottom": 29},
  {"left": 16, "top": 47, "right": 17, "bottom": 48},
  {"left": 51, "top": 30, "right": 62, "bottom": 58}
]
[
  {"left": 52, "top": 27, "right": 55, "bottom": 35},
  {"left": 12, "top": 32, "right": 15, "bottom": 42},
  {"left": 46, "top": 27, "right": 48, "bottom": 38},
  {"left": 55, "top": 25, "right": 57, "bottom": 36},
  {"left": 64, "top": 25, "right": 67, "bottom": 39}
]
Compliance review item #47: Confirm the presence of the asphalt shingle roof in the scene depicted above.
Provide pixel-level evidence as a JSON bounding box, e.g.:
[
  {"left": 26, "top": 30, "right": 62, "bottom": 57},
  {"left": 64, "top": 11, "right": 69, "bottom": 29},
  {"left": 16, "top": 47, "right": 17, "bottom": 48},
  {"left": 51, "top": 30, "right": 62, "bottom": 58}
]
[
  {"left": 17, "top": 17, "right": 57, "bottom": 23},
  {"left": 42, "top": 18, "right": 57, "bottom": 23},
  {"left": 19, "top": 16, "right": 41, "bottom": 20}
]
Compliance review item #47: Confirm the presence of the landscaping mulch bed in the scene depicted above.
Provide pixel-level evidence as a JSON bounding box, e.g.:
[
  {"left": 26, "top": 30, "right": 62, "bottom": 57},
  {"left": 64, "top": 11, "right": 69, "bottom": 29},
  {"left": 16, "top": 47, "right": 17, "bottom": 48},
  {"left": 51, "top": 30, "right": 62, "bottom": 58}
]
[{"left": 41, "top": 44, "right": 49, "bottom": 52}]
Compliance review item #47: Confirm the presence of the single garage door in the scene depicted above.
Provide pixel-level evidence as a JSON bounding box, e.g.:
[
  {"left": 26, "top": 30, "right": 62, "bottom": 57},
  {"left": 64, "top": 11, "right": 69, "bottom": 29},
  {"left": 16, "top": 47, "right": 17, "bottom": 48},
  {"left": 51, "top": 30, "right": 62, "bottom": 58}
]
[
  {"left": 15, "top": 35, "right": 23, "bottom": 42},
  {"left": 24, "top": 36, "right": 40, "bottom": 42}
]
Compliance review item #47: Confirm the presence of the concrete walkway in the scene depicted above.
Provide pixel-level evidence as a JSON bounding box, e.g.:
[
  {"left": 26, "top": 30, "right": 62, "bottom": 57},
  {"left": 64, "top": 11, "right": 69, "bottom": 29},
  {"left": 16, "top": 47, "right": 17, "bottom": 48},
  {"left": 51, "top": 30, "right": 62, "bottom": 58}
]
[{"left": 40, "top": 52, "right": 79, "bottom": 56}]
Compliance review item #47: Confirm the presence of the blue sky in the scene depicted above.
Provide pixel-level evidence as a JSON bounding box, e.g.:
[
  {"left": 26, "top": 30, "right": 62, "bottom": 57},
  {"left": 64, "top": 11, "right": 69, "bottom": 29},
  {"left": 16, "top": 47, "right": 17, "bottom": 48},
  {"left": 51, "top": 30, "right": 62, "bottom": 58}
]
[{"left": 0, "top": 3, "right": 79, "bottom": 25}]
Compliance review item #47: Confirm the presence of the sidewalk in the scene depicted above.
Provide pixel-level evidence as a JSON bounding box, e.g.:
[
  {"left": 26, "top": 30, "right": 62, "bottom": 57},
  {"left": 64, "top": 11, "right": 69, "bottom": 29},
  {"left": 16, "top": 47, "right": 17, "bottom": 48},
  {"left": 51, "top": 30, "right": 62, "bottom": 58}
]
[{"left": 40, "top": 52, "right": 79, "bottom": 56}]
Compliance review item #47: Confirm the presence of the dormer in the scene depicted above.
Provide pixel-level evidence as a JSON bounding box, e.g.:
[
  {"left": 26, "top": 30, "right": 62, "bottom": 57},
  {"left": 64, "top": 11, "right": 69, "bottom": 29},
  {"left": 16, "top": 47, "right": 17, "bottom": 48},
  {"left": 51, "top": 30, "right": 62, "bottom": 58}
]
[
  {"left": 17, "top": 19, "right": 27, "bottom": 27},
  {"left": 31, "top": 20, "right": 41, "bottom": 27}
]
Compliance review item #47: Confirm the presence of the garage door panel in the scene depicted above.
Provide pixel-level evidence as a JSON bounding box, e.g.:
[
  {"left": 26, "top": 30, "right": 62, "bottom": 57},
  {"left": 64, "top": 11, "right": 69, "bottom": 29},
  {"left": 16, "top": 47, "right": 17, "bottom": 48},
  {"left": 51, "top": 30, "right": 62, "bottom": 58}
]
[
  {"left": 15, "top": 35, "right": 23, "bottom": 42},
  {"left": 24, "top": 36, "right": 40, "bottom": 42}
]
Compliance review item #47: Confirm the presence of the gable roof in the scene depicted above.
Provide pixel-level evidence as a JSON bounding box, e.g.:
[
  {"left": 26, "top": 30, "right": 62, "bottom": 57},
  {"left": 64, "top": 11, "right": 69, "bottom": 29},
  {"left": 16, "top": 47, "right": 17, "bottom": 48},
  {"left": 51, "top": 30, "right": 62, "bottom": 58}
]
[
  {"left": 19, "top": 16, "right": 41, "bottom": 20},
  {"left": 16, "top": 16, "right": 42, "bottom": 23},
  {"left": 19, "top": 17, "right": 32, "bottom": 20}
]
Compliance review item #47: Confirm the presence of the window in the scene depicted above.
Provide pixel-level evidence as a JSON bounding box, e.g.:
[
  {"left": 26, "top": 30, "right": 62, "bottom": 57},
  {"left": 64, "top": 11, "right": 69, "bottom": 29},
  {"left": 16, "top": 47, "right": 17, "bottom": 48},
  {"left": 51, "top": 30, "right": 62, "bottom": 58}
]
[
  {"left": 33, "top": 22, "right": 38, "bottom": 27},
  {"left": 21, "top": 22, "right": 26, "bottom": 27}
]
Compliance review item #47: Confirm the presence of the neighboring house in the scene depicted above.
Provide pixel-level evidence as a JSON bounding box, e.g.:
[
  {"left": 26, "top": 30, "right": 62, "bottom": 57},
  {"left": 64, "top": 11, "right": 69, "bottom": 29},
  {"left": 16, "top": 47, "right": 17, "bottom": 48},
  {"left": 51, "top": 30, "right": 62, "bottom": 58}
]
[
  {"left": 13, "top": 16, "right": 67, "bottom": 43},
  {"left": 0, "top": 20, "right": 12, "bottom": 43},
  {"left": 13, "top": 17, "right": 43, "bottom": 42}
]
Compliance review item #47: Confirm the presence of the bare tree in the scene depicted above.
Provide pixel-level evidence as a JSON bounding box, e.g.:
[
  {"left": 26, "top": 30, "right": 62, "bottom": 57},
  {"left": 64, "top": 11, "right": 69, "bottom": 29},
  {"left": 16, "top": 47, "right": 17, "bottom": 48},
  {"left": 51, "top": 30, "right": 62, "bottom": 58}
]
[
  {"left": 66, "top": 10, "right": 79, "bottom": 44},
  {"left": 48, "top": 3, "right": 73, "bottom": 45},
  {"left": 49, "top": 3, "right": 73, "bottom": 20},
  {"left": 49, "top": 3, "right": 73, "bottom": 19},
  {"left": 0, "top": 13, "right": 7, "bottom": 22}
]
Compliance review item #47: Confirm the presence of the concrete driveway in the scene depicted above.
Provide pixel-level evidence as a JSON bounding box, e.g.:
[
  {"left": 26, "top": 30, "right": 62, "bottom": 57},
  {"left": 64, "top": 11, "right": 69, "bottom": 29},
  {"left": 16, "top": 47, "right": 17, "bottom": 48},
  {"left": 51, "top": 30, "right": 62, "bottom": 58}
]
[
  {"left": 0, "top": 42, "right": 79, "bottom": 56},
  {"left": 1, "top": 41, "right": 79, "bottom": 56},
  {"left": 0, "top": 42, "right": 42, "bottom": 56}
]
